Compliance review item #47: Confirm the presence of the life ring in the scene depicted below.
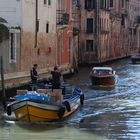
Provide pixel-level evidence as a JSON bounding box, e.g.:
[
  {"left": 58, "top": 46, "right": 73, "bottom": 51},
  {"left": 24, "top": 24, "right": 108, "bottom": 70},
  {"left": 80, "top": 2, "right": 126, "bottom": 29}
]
[
  {"left": 58, "top": 106, "right": 65, "bottom": 118},
  {"left": 63, "top": 101, "right": 71, "bottom": 112},
  {"left": 7, "top": 105, "right": 11, "bottom": 116},
  {"left": 80, "top": 94, "right": 84, "bottom": 105}
]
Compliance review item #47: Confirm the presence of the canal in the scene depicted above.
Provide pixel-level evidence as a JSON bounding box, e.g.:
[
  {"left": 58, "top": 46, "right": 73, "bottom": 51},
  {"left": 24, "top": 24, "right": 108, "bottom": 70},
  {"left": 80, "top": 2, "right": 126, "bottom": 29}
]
[{"left": 0, "top": 58, "right": 140, "bottom": 140}]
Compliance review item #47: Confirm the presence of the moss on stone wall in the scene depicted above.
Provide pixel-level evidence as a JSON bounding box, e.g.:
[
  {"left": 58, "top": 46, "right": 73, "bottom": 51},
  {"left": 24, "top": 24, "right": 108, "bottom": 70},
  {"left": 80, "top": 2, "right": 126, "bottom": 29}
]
[{"left": 0, "top": 24, "right": 9, "bottom": 43}]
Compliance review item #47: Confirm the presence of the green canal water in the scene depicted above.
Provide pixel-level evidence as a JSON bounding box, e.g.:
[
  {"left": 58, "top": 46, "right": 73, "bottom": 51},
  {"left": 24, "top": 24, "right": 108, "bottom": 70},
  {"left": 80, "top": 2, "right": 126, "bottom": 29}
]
[{"left": 1, "top": 58, "right": 140, "bottom": 140}]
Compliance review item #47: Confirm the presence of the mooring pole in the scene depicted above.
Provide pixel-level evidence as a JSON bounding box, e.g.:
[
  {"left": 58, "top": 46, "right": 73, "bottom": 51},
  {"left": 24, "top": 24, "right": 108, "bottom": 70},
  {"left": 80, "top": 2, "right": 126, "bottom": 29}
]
[{"left": 0, "top": 56, "right": 6, "bottom": 111}]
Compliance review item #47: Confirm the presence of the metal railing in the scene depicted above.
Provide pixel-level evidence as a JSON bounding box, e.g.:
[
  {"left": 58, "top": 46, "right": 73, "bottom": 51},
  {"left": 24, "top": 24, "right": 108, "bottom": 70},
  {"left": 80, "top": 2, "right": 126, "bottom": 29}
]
[{"left": 56, "top": 10, "right": 69, "bottom": 25}]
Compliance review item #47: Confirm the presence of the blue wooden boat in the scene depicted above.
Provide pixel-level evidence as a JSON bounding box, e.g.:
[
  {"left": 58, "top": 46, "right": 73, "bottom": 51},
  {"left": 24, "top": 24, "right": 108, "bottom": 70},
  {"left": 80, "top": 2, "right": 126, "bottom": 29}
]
[{"left": 6, "top": 87, "right": 84, "bottom": 122}]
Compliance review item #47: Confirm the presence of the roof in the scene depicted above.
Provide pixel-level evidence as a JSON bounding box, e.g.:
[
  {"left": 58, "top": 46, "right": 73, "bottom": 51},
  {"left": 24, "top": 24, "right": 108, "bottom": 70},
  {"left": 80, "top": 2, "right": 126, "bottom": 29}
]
[{"left": 92, "top": 67, "right": 113, "bottom": 71}]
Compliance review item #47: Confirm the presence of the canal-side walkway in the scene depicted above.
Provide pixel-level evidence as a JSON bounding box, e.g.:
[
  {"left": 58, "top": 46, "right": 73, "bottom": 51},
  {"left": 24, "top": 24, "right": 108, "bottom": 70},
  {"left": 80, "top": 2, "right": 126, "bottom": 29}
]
[{"left": 0, "top": 64, "right": 74, "bottom": 91}]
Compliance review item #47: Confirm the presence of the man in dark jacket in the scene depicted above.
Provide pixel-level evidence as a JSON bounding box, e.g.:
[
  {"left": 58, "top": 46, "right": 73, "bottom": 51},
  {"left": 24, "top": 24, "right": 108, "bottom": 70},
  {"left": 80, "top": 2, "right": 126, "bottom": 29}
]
[
  {"left": 51, "top": 66, "right": 63, "bottom": 89},
  {"left": 30, "top": 64, "right": 38, "bottom": 90}
]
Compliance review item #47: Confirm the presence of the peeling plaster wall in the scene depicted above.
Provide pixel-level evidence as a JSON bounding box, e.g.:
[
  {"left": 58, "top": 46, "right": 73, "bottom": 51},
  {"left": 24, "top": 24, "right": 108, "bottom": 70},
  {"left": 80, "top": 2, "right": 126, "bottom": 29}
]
[
  {"left": 20, "top": 0, "right": 57, "bottom": 72},
  {"left": 20, "top": 32, "right": 56, "bottom": 72}
]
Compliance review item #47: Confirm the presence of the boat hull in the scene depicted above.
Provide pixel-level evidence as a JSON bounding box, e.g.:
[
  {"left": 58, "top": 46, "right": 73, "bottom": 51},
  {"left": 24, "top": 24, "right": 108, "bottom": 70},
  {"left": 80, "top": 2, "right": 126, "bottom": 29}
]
[
  {"left": 131, "top": 57, "right": 140, "bottom": 64},
  {"left": 90, "top": 75, "right": 115, "bottom": 88},
  {"left": 131, "top": 54, "right": 140, "bottom": 64},
  {"left": 89, "top": 67, "right": 116, "bottom": 88},
  {"left": 9, "top": 96, "right": 81, "bottom": 122}
]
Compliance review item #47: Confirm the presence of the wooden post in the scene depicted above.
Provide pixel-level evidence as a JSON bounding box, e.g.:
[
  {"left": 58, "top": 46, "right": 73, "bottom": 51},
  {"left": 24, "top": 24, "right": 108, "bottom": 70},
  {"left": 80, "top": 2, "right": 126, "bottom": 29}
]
[
  {"left": 0, "top": 56, "right": 6, "bottom": 111},
  {"left": 35, "top": 0, "right": 38, "bottom": 48}
]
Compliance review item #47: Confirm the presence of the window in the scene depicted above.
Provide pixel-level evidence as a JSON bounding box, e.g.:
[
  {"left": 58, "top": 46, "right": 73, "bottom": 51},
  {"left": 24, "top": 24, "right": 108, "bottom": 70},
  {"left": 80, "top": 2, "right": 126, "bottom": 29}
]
[
  {"left": 121, "top": 14, "right": 125, "bottom": 26},
  {"left": 104, "top": 0, "right": 107, "bottom": 8},
  {"left": 85, "top": 0, "right": 96, "bottom": 10},
  {"left": 110, "top": 0, "right": 113, "bottom": 7},
  {"left": 122, "top": 0, "right": 125, "bottom": 8},
  {"left": 86, "top": 18, "right": 94, "bottom": 33},
  {"left": 48, "top": 0, "right": 51, "bottom": 6},
  {"left": 133, "top": 28, "right": 136, "bottom": 35},
  {"left": 100, "top": 0, "right": 108, "bottom": 9},
  {"left": 9, "top": 33, "right": 16, "bottom": 63},
  {"left": 86, "top": 40, "right": 94, "bottom": 52},
  {"left": 46, "top": 23, "right": 49, "bottom": 33},
  {"left": 100, "top": 0, "right": 104, "bottom": 8},
  {"left": 44, "top": 0, "right": 46, "bottom": 4},
  {"left": 36, "top": 20, "right": 39, "bottom": 32}
]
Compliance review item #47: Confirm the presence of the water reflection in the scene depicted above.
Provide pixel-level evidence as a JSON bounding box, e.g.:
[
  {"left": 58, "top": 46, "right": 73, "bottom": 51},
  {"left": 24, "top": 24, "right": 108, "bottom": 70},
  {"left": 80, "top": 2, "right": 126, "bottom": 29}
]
[
  {"left": 0, "top": 121, "right": 107, "bottom": 140},
  {"left": 67, "top": 59, "right": 140, "bottom": 139}
]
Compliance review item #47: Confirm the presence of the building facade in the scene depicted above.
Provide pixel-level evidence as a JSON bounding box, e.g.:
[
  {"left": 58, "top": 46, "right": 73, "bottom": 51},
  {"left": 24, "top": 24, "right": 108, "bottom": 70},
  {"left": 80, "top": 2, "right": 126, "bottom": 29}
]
[
  {"left": 56, "top": 0, "right": 80, "bottom": 71},
  {"left": 0, "top": 0, "right": 78, "bottom": 88},
  {"left": 0, "top": 0, "right": 57, "bottom": 74},
  {"left": 79, "top": 0, "right": 140, "bottom": 64},
  {"left": 0, "top": 0, "right": 21, "bottom": 74}
]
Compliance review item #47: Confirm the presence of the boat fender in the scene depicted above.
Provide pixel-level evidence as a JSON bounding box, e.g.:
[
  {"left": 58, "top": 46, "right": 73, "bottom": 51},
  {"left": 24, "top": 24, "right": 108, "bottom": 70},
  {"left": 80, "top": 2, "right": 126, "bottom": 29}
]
[
  {"left": 9, "top": 97, "right": 16, "bottom": 101},
  {"left": 80, "top": 94, "right": 84, "bottom": 105},
  {"left": 63, "top": 101, "right": 71, "bottom": 112},
  {"left": 7, "top": 105, "right": 11, "bottom": 116},
  {"left": 58, "top": 106, "right": 65, "bottom": 118}
]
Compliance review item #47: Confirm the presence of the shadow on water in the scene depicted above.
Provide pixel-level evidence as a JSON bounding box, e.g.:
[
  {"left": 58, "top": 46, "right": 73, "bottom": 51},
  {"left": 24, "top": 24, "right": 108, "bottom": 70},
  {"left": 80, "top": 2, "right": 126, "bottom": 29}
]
[
  {"left": 6, "top": 121, "right": 65, "bottom": 132},
  {"left": 1, "top": 105, "right": 85, "bottom": 130}
]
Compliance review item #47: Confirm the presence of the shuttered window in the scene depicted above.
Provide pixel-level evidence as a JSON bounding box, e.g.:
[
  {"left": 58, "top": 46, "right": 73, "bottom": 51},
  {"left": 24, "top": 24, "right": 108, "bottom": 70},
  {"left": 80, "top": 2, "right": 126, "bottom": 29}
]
[
  {"left": 9, "top": 33, "right": 16, "bottom": 63},
  {"left": 48, "top": 0, "right": 51, "bottom": 6},
  {"left": 110, "top": 0, "right": 113, "bottom": 7},
  {"left": 87, "top": 18, "right": 93, "bottom": 33},
  {"left": 86, "top": 40, "right": 94, "bottom": 52},
  {"left": 44, "top": 0, "right": 46, "bottom": 4},
  {"left": 46, "top": 23, "right": 49, "bottom": 33},
  {"left": 85, "top": 0, "right": 96, "bottom": 9}
]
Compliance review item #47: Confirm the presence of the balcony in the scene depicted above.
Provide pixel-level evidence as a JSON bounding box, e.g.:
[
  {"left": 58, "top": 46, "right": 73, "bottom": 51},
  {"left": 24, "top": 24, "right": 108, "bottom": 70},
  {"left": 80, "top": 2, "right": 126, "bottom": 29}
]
[{"left": 56, "top": 10, "right": 69, "bottom": 28}]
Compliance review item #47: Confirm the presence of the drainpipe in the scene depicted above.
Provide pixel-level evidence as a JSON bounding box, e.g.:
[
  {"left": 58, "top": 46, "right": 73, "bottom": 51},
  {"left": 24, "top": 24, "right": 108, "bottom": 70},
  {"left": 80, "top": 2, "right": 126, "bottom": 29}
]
[
  {"left": 137, "top": 26, "right": 140, "bottom": 53},
  {"left": 35, "top": 0, "right": 38, "bottom": 48},
  {"left": 0, "top": 56, "right": 6, "bottom": 111},
  {"left": 95, "top": 0, "right": 101, "bottom": 63}
]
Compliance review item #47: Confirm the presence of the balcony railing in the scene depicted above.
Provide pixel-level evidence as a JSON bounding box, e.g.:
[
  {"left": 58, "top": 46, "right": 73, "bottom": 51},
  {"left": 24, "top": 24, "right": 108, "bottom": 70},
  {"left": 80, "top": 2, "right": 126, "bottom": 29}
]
[{"left": 56, "top": 10, "right": 69, "bottom": 26}]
